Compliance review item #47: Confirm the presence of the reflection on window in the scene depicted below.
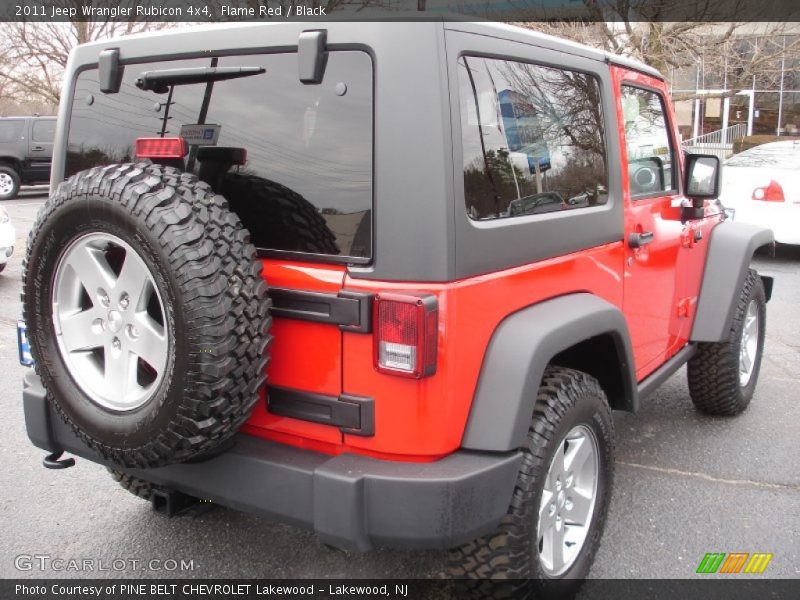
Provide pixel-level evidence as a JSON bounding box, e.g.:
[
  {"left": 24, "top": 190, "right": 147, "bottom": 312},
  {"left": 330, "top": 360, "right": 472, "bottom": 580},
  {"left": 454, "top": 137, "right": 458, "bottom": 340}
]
[
  {"left": 459, "top": 56, "right": 608, "bottom": 221},
  {"left": 621, "top": 86, "right": 675, "bottom": 197}
]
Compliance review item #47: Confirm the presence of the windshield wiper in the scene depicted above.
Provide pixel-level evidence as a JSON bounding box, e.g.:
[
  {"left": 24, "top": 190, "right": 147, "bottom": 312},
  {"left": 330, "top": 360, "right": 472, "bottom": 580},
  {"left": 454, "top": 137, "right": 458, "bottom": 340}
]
[{"left": 135, "top": 66, "right": 265, "bottom": 93}]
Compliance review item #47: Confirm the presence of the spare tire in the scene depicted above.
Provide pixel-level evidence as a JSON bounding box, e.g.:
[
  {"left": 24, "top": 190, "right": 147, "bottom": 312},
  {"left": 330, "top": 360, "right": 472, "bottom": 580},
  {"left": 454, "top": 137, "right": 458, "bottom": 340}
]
[
  {"left": 22, "top": 163, "right": 272, "bottom": 468},
  {"left": 220, "top": 173, "right": 340, "bottom": 256}
]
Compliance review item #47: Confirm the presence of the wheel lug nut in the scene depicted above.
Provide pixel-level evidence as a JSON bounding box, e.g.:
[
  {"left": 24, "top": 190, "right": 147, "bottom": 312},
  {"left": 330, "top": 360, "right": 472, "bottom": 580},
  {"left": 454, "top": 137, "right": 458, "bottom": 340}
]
[
  {"left": 112, "top": 336, "right": 121, "bottom": 350},
  {"left": 549, "top": 503, "right": 556, "bottom": 516},
  {"left": 126, "top": 324, "right": 139, "bottom": 340},
  {"left": 119, "top": 293, "right": 130, "bottom": 310},
  {"left": 556, "top": 478, "right": 562, "bottom": 491},
  {"left": 99, "top": 289, "right": 110, "bottom": 307},
  {"left": 565, "top": 499, "right": 573, "bottom": 511}
]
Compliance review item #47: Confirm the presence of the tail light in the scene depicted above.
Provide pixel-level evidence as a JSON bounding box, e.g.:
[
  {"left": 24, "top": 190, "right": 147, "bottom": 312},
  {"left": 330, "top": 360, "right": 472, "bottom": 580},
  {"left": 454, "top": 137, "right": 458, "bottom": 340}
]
[
  {"left": 374, "top": 293, "right": 438, "bottom": 378},
  {"left": 752, "top": 181, "right": 785, "bottom": 202},
  {"left": 135, "top": 137, "right": 188, "bottom": 160}
]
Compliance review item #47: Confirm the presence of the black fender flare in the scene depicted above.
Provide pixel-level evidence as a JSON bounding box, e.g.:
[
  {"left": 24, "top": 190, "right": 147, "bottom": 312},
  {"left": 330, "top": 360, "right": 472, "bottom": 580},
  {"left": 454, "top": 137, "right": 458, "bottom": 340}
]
[
  {"left": 0, "top": 155, "right": 23, "bottom": 172},
  {"left": 691, "top": 221, "right": 774, "bottom": 343},
  {"left": 461, "top": 293, "right": 637, "bottom": 453}
]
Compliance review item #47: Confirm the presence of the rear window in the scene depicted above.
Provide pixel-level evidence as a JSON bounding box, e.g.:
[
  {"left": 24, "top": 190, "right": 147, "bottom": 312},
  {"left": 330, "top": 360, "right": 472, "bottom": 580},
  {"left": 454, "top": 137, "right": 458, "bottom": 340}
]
[
  {"left": 726, "top": 142, "right": 800, "bottom": 169},
  {"left": 67, "top": 52, "right": 373, "bottom": 261},
  {"left": 0, "top": 120, "right": 25, "bottom": 143}
]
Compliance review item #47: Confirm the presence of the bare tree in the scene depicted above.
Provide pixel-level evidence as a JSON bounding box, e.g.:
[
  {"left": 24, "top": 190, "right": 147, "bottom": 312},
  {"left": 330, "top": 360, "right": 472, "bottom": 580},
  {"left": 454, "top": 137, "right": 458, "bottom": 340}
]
[
  {"left": 0, "top": 3, "right": 173, "bottom": 110},
  {"left": 517, "top": 0, "right": 800, "bottom": 101}
]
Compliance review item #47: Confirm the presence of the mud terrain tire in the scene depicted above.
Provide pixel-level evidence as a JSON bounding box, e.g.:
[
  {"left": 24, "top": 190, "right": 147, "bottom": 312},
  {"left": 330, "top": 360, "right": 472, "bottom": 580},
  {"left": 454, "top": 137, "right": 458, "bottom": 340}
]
[
  {"left": 23, "top": 163, "right": 272, "bottom": 468},
  {"left": 688, "top": 269, "right": 766, "bottom": 416},
  {"left": 448, "top": 367, "right": 614, "bottom": 599}
]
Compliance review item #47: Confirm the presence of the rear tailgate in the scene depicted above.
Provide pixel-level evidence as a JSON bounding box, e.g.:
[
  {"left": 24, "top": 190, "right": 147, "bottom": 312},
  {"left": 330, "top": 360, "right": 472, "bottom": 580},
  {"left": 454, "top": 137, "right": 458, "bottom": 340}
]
[{"left": 243, "top": 260, "right": 347, "bottom": 446}]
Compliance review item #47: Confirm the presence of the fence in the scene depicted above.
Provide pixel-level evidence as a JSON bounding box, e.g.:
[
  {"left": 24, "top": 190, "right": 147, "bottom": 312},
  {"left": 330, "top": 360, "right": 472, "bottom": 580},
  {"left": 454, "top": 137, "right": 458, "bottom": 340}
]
[{"left": 683, "top": 123, "right": 747, "bottom": 161}]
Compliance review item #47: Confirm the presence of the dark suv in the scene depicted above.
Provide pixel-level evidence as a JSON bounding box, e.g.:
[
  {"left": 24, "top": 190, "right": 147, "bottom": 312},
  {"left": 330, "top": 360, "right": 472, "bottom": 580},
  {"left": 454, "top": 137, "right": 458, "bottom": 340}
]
[
  {"left": 19, "top": 22, "right": 773, "bottom": 592},
  {"left": 0, "top": 115, "right": 56, "bottom": 199}
]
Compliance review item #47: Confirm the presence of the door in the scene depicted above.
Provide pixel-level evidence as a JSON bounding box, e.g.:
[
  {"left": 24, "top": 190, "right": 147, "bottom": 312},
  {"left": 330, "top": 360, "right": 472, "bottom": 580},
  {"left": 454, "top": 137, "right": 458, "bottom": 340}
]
[
  {"left": 615, "top": 69, "right": 688, "bottom": 380},
  {"left": 26, "top": 118, "right": 55, "bottom": 183}
]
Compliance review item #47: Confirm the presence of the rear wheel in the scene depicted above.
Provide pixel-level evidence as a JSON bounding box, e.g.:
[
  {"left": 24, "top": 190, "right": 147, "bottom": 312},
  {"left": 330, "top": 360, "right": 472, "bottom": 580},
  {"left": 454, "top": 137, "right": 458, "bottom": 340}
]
[
  {"left": 448, "top": 367, "right": 614, "bottom": 598},
  {"left": 688, "top": 269, "right": 766, "bottom": 416},
  {"left": 0, "top": 166, "right": 20, "bottom": 200}
]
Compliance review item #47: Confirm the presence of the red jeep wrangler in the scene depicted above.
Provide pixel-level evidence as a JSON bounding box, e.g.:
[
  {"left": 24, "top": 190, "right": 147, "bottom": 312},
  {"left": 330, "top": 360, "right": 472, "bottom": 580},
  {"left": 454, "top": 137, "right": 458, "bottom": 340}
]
[{"left": 20, "top": 22, "right": 773, "bottom": 590}]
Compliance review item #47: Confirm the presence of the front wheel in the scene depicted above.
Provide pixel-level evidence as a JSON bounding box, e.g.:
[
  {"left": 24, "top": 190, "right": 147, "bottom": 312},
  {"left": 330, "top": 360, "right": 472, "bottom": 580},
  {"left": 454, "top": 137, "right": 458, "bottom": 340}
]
[
  {"left": 0, "top": 166, "right": 20, "bottom": 200},
  {"left": 448, "top": 367, "right": 615, "bottom": 597},
  {"left": 688, "top": 269, "right": 766, "bottom": 416}
]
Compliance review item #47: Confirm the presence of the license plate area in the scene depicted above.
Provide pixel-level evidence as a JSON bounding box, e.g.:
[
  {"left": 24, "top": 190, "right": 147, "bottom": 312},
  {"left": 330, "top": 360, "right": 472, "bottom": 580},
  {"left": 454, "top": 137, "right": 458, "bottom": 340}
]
[{"left": 17, "top": 321, "right": 34, "bottom": 366}]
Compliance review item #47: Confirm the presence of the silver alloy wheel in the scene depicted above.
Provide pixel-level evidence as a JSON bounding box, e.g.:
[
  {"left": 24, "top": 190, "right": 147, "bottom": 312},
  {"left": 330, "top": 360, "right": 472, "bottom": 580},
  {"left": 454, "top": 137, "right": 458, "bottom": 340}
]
[
  {"left": 0, "top": 172, "right": 14, "bottom": 196},
  {"left": 739, "top": 299, "right": 760, "bottom": 387},
  {"left": 52, "top": 232, "right": 169, "bottom": 411},
  {"left": 537, "top": 424, "right": 599, "bottom": 576}
]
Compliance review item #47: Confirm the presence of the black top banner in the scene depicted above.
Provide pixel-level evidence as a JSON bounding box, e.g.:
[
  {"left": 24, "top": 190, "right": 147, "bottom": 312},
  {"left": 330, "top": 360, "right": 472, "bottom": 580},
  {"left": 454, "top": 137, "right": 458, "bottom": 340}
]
[{"left": 1, "top": 0, "right": 799, "bottom": 22}]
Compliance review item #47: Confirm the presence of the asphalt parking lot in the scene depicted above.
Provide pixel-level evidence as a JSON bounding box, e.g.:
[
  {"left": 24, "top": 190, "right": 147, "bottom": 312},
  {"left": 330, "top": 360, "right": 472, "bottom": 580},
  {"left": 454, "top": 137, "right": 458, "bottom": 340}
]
[{"left": 0, "top": 191, "right": 797, "bottom": 581}]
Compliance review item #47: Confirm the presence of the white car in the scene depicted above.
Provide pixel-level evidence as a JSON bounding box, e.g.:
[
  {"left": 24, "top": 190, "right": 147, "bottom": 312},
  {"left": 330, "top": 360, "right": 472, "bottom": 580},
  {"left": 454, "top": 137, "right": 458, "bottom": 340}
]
[
  {"left": 720, "top": 140, "right": 800, "bottom": 245},
  {"left": 0, "top": 205, "right": 15, "bottom": 273}
]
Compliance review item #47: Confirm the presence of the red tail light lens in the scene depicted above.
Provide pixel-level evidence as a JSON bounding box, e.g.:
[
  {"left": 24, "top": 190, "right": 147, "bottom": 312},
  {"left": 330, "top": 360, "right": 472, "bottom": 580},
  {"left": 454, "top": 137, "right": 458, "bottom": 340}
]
[
  {"left": 374, "top": 293, "right": 438, "bottom": 378},
  {"left": 135, "top": 137, "right": 188, "bottom": 159},
  {"left": 752, "top": 180, "right": 785, "bottom": 202}
]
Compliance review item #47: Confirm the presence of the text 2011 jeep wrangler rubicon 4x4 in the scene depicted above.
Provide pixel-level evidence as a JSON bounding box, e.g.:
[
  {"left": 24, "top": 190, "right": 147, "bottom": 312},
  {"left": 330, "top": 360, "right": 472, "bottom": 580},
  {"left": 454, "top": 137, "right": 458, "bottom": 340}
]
[{"left": 20, "top": 22, "right": 773, "bottom": 591}]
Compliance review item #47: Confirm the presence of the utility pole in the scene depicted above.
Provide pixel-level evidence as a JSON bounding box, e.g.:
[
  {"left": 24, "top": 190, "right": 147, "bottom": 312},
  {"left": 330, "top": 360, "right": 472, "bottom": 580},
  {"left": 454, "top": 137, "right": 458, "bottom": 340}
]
[{"left": 158, "top": 86, "right": 175, "bottom": 137}]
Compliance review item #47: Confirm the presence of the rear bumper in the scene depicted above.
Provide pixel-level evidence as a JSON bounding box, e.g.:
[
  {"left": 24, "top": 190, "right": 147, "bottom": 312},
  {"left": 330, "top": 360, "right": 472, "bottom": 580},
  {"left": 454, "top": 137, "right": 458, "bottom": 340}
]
[{"left": 22, "top": 371, "right": 522, "bottom": 551}]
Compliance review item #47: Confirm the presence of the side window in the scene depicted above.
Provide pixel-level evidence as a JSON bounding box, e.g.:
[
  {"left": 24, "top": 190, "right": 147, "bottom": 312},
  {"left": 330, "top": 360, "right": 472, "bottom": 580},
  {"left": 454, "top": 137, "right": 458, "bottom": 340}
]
[
  {"left": 458, "top": 56, "right": 608, "bottom": 221},
  {"left": 0, "top": 120, "right": 25, "bottom": 143},
  {"left": 32, "top": 120, "right": 56, "bottom": 143},
  {"left": 621, "top": 86, "right": 676, "bottom": 197}
]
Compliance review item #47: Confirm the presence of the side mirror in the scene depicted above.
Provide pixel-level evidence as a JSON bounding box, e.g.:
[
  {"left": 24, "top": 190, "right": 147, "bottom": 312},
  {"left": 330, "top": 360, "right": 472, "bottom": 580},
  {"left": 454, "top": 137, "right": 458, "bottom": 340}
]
[
  {"left": 685, "top": 154, "right": 721, "bottom": 199},
  {"left": 682, "top": 154, "right": 721, "bottom": 220}
]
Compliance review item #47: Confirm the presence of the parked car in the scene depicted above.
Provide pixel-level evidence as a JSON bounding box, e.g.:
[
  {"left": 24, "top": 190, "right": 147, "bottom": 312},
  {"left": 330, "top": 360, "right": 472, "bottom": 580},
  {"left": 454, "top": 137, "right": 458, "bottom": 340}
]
[
  {"left": 19, "top": 22, "right": 773, "bottom": 593},
  {"left": 721, "top": 140, "right": 800, "bottom": 245},
  {"left": 507, "top": 191, "right": 565, "bottom": 216},
  {"left": 0, "top": 115, "right": 56, "bottom": 199},
  {"left": 0, "top": 204, "right": 14, "bottom": 273}
]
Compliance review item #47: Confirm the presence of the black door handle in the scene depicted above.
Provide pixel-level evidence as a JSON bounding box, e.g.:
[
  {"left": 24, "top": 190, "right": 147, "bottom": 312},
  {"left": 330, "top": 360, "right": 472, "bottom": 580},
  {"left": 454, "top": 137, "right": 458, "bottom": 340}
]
[
  {"left": 628, "top": 231, "right": 654, "bottom": 249},
  {"left": 31, "top": 146, "right": 44, "bottom": 151}
]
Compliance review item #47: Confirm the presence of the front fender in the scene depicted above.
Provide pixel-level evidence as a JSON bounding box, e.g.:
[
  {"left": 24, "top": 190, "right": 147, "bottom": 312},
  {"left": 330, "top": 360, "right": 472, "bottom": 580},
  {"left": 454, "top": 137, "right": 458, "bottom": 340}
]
[
  {"left": 691, "top": 221, "right": 773, "bottom": 343},
  {"left": 462, "top": 293, "right": 636, "bottom": 453}
]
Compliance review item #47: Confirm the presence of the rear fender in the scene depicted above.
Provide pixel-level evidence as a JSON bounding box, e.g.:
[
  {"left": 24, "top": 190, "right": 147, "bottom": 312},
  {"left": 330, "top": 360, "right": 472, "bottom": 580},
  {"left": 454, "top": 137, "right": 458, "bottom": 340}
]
[{"left": 462, "top": 293, "right": 637, "bottom": 453}]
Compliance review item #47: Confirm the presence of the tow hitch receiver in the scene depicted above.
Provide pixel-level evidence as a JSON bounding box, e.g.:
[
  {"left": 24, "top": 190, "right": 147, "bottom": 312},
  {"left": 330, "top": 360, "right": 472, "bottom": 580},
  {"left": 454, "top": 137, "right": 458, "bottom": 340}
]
[{"left": 151, "top": 488, "right": 213, "bottom": 517}]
